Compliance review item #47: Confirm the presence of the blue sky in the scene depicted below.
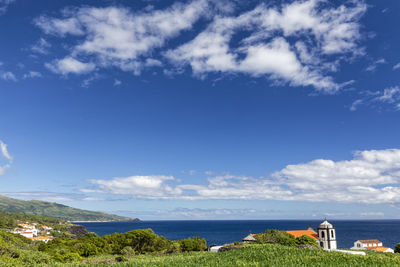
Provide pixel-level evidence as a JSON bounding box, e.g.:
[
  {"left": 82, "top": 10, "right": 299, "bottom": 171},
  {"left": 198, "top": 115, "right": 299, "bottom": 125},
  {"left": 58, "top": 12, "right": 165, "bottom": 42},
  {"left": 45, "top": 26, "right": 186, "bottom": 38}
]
[{"left": 1, "top": 0, "right": 400, "bottom": 220}]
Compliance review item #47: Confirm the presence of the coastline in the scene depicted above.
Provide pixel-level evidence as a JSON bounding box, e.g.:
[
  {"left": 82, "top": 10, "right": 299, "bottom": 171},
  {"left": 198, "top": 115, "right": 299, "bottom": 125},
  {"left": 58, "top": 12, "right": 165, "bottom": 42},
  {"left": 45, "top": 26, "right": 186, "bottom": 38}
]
[{"left": 71, "top": 219, "right": 139, "bottom": 223}]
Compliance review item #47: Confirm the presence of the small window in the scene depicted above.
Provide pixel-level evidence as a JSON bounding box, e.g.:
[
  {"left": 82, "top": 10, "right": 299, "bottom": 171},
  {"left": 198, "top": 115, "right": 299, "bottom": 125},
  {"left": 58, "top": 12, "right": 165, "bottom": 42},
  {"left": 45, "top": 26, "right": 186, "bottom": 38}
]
[
  {"left": 331, "top": 230, "right": 334, "bottom": 238},
  {"left": 321, "top": 231, "right": 325, "bottom": 238},
  {"left": 320, "top": 242, "right": 324, "bottom": 247},
  {"left": 357, "top": 244, "right": 361, "bottom": 247}
]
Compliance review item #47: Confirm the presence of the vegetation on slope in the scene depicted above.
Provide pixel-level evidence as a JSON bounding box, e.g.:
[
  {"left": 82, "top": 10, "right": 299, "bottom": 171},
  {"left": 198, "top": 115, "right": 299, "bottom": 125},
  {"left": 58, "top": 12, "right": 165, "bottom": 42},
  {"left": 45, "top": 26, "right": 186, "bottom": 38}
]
[
  {"left": 1, "top": 221, "right": 400, "bottom": 267},
  {"left": 91, "top": 244, "right": 400, "bottom": 267},
  {"left": 0, "top": 196, "right": 135, "bottom": 222},
  {"left": 0, "top": 226, "right": 208, "bottom": 266},
  {"left": 0, "top": 211, "right": 68, "bottom": 230}
]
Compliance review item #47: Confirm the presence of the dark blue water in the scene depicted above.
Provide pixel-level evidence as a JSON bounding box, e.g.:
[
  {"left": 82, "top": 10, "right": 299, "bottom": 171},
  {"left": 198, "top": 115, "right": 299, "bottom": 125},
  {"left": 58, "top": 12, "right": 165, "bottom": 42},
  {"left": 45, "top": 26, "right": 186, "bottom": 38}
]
[{"left": 78, "top": 220, "right": 400, "bottom": 249}]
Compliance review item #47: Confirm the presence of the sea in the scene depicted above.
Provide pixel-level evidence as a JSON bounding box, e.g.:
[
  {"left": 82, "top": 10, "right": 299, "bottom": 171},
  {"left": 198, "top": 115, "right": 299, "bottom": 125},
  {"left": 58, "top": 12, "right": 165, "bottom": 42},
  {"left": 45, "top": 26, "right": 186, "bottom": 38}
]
[{"left": 78, "top": 220, "right": 400, "bottom": 249}]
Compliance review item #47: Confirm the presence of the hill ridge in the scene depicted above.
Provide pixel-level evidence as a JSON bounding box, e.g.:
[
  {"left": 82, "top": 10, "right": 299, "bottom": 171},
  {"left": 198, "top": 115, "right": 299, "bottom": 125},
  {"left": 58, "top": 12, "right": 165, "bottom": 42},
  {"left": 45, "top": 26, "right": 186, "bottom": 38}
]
[{"left": 0, "top": 195, "right": 138, "bottom": 222}]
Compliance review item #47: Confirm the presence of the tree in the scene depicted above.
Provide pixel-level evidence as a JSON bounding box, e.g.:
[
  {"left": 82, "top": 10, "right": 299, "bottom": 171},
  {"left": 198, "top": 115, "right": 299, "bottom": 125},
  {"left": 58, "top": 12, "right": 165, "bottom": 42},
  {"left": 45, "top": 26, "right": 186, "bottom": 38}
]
[{"left": 394, "top": 243, "right": 400, "bottom": 253}]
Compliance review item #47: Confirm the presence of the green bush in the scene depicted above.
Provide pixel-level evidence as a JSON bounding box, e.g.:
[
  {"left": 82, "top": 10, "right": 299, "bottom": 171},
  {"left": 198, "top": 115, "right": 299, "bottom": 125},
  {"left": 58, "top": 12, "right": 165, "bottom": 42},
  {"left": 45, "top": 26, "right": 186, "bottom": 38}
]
[
  {"left": 121, "top": 246, "right": 135, "bottom": 257},
  {"left": 296, "top": 235, "right": 318, "bottom": 246},
  {"left": 17, "top": 250, "right": 54, "bottom": 265},
  {"left": 167, "top": 241, "right": 182, "bottom": 254},
  {"left": 60, "top": 252, "right": 83, "bottom": 263},
  {"left": 77, "top": 242, "right": 98, "bottom": 257},
  {"left": 179, "top": 237, "right": 208, "bottom": 252},
  {"left": 255, "top": 230, "right": 297, "bottom": 247}
]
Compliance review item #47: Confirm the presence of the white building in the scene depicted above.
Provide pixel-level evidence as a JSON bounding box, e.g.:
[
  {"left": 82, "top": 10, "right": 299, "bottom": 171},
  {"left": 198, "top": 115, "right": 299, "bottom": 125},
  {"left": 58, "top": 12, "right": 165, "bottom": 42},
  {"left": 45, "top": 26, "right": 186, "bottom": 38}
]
[
  {"left": 317, "top": 219, "right": 337, "bottom": 250},
  {"left": 285, "top": 219, "right": 337, "bottom": 250},
  {"left": 14, "top": 231, "right": 33, "bottom": 238},
  {"left": 351, "top": 240, "right": 394, "bottom": 253},
  {"left": 29, "top": 236, "right": 54, "bottom": 243},
  {"left": 12, "top": 223, "right": 38, "bottom": 237},
  {"left": 18, "top": 223, "right": 35, "bottom": 230}
]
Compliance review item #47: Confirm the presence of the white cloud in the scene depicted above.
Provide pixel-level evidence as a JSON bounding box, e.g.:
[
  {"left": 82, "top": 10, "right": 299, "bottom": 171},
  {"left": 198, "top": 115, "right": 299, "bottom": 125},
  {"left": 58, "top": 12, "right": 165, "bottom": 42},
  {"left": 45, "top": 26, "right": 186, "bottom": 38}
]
[
  {"left": 84, "top": 149, "right": 400, "bottom": 206},
  {"left": 0, "top": 71, "right": 17, "bottom": 81},
  {"left": 85, "top": 175, "right": 182, "bottom": 199},
  {"left": 0, "top": 191, "right": 100, "bottom": 202},
  {"left": 81, "top": 73, "right": 101, "bottom": 87},
  {"left": 0, "top": 140, "right": 12, "bottom": 176},
  {"left": 23, "top": 71, "right": 42, "bottom": 79},
  {"left": 45, "top": 57, "right": 96, "bottom": 75},
  {"left": 270, "top": 149, "right": 400, "bottom": 204},
  {"left": 0, "top": 141, "right": 12, "bottom": 161},
  {"left": 365, "top": 58, "right": 386, "bottom": 72},
  {"left": 351, "top": 86, "right": 400, "bottom": 111},
  {"left": 156, "top": 208, "right": 257, "bottom": 219},
  {"left": 182, "top": 170, "right": 196, "bottom": 175},
  {"left": 0, "top": 0, "right": 15, "bottom": 15},
  {"left": 350, "top": 99, "right": 363, "bottom": 111},
  {"left": 166, "top": 0, "right": 366, "bottom": 93},
  {"left": 360, "top": 212, "right": 384, "bottom": 217},
  {"left": 35, "top": 14, "right": 84, "bottom": 36},
  {"left": 35, "top": 0, "right": 366, "bottom": 92},
  {"left": 393, "top": 63, "right": 400, "bottom": 70},
  {"left": 31, "top": 38, "right": 51, "bottom": 54},
  {"left": 36, "top": 0, "right": 209, "bottom": 75},
  {"left": 113, "top": 79, "right": 121, "bottom": 86},
  {"left": 376, "top": 86, "right": 400, "bottom": 103}
]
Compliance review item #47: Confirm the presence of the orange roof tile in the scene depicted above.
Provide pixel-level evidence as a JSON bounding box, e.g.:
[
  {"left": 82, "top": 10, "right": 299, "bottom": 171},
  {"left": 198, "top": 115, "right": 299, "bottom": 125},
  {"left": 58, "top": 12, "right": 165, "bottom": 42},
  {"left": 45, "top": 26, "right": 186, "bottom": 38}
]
[
  {"left": 286, "top": 230, "right": 318, "bottom": 240},
  {"left": 367, "top": 246, "right": 391, "bottom": 252},
  {"left": 29, "top": 236, "right": 53, "bottom": 240}
]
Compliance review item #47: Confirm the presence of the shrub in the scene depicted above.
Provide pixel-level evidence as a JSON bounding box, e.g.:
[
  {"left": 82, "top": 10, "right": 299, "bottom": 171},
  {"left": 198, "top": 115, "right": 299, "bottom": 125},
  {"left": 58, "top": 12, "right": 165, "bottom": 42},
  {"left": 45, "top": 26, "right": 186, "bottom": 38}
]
[
  {"left": 296, "top": 235, "right": 318, "bottom": 246},
  {"left": 179, "top": 237, "right": 207, "bottom": 252},
  {"left": 61, "top": 252, "right": 83, "bottom": 263},
  {"left": 255, "top": 230, "right": 297, "bottom": 247},
  {"left": 77, "top": 242, "right": 98, "bottom": 257},
  {"left": 167, "top": 242, "right": 182, "bottom": 254},
  {"left": 394, "top": 243, "right": 400, "bottom": 253},
  {"left": 121, "top": 246, "right": 135, "bottom": 257},
  {"left": 18, "top": 250, "right": 54, "bottom": 265}
]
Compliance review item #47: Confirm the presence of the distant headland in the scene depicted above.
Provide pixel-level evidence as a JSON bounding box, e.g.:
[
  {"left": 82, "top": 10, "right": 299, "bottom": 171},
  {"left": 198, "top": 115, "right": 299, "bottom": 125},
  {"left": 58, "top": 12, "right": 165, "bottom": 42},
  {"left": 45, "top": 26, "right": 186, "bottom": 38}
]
[{"left": 0, "top": 195, "right": 138, "bottom": 222}]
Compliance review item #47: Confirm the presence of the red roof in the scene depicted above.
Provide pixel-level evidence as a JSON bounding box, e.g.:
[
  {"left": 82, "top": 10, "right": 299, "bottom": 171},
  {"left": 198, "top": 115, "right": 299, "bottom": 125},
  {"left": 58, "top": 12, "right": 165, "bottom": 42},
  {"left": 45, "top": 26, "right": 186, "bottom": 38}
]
[
  {"left": 286, "top": 230, "right": 318, "bottom": 240},
  {"left": 367, "top": 246, "right": 391, "bottom": 252}
]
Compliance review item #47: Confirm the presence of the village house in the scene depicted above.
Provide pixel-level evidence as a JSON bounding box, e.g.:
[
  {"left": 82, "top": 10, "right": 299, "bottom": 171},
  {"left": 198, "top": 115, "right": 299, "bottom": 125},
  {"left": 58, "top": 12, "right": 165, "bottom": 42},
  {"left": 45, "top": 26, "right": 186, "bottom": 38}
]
[
  {"left": 18, "top": 223, "right": 35, "bottom": 230},
  {"left": 13, "top": 223, "right": 38, "bottom": 237},
  {"left": 11, "top": 229, "right": 35, "bottom": 238},
  {"left": 42, "top": 225, "right": 53, "bottom": 231},
  {"left": 242, "top": 220, "right": 338, "bottom": 250},
  {"left": 351, "top": 240, "right": 394, "bottom": 253},
  {"left": 10, "top": 222, "right": 55, "bottom": 242},
  {"left": 29, "top": 236, "right": 54, "bottom": 243}
]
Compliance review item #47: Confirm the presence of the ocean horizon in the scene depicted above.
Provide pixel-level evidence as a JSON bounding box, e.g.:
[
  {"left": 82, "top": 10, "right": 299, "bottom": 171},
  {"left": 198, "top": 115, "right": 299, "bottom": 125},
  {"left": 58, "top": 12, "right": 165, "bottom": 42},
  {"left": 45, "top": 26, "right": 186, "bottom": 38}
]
[{"left": 78, "top": 219, "right": 400, "bottom": 249}]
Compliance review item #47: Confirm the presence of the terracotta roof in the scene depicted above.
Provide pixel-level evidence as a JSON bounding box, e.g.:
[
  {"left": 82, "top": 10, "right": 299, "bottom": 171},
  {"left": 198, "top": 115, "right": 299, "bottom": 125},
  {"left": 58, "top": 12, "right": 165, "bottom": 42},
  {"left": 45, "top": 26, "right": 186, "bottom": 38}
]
[
  {"left": 286, "top": 230, "right": 318, "bottom": 240},
  {"left": 358, "top": 240, "right": 381, "bottom": 244},
  {"left": 29, "top": 236, "right": 53, "bottom": 240},
  {"left": 367, "top": 246, "right": 391, "bottom": 252},
  {"left": 18, "top": 224, "right": 35, "bottom": 227}
]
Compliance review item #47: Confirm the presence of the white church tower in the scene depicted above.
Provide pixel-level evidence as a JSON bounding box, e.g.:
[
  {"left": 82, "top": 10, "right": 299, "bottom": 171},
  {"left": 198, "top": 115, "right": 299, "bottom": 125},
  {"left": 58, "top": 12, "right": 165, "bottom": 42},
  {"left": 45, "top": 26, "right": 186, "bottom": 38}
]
[{"left": 318, "top": 219, "right": 337, "bottom": 250}]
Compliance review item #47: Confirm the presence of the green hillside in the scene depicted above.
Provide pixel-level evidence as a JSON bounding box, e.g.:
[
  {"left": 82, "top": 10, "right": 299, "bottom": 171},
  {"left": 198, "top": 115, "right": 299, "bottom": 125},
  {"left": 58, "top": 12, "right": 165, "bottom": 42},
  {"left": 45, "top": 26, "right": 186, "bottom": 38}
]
[{"left": 0, "top": 196, "right": 137, "bottom": 222}]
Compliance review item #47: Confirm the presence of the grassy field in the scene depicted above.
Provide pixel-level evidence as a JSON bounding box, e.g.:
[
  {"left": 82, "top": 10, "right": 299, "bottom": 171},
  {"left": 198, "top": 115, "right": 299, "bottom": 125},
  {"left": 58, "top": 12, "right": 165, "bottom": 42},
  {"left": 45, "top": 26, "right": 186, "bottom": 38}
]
[
  {"left": 2, "top": 243, "right": 400, "bottom": 266},
  {"left": 62, "top": 244, "right": 400, "bottom": 267}
]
